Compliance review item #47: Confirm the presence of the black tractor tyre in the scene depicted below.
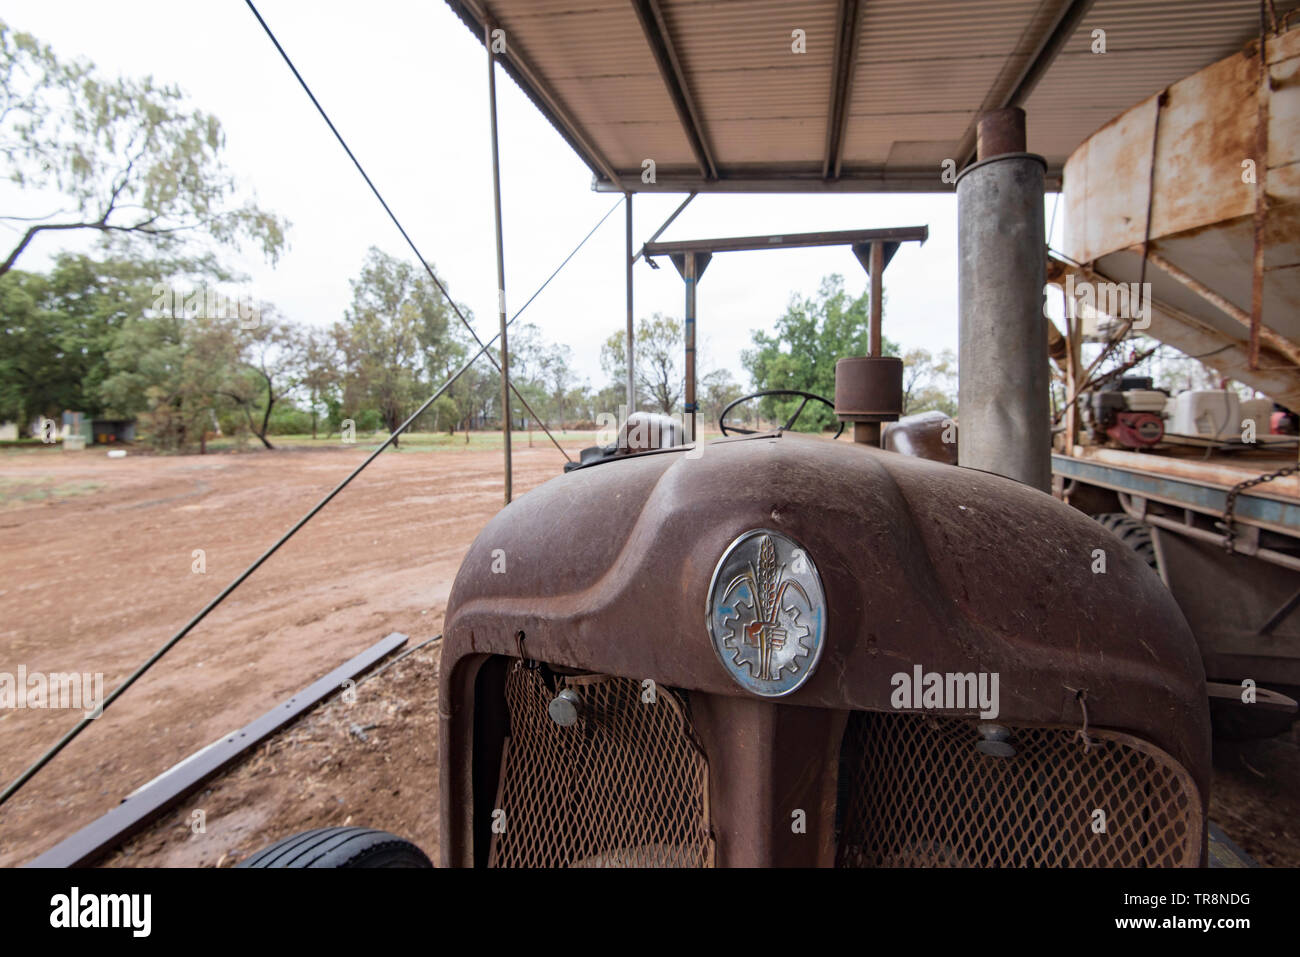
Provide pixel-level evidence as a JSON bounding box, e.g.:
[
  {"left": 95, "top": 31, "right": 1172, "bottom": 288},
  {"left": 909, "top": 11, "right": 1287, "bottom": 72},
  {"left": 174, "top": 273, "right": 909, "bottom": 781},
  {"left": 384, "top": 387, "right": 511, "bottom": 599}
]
[
  {"left": 236, "top": 826, "right": 432, "bottom": 868},
  {"left": 1094, "top": 512, "right": 1159, "bottom": 570}
]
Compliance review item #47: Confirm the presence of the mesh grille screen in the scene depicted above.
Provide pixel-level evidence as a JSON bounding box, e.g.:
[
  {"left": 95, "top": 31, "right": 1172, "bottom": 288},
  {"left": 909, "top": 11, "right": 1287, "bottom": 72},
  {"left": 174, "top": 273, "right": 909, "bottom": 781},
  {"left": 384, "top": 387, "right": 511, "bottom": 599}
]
[
  {"left": 836, "top": 712, "right": 1202, "bottom": 868},
  {"left": 488, "top": 667, "right": 713, "bottom": 868}
]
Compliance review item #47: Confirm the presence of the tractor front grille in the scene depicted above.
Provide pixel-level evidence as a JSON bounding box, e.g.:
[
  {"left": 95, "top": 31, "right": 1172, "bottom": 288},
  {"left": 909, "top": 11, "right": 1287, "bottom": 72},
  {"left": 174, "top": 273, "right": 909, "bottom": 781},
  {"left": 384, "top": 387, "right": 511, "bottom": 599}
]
[
  {"left": 488, "top": 666, "right": 713, "bottom": 867},
  {"left": 836, "top": 712, "right": 1202, "bottom": 867}
]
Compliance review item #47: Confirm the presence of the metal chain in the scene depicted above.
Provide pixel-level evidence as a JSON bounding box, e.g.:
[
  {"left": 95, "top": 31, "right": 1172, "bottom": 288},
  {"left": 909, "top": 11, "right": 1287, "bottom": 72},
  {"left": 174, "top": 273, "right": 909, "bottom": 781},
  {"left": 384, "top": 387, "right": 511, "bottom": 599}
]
[{"left": 1222, "top": 464, "right": 1300, "bottom": 553}]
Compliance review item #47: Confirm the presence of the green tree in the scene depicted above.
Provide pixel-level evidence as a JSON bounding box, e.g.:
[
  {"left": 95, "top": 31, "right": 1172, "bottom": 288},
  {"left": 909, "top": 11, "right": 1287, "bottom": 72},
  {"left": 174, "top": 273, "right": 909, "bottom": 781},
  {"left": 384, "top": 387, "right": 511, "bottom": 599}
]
[
  {"left": 699, "top": 368, "right": 745, "bottom": 433},
  {"left": 901, "top": 347, "right": 957, "bottom": 417},
  {"left": 743, "top": 275, "right": 898, "bottom": 432},
  {"left": 0, "top": 268, "right": 57, "bottom": 423},
  {"left": 335, "top": 247, "right": 461, "bottom": 444},
  {"left": 430, "top": 395, "right": 459, "bottom": 434},
  {"left": 502, "top": 322, "right": 580, "bottom": 431},
  {"left": 449, "top": 363, "right": 500, "bottom": 432},
  {"left": 0, "top": 252, "right": 224, "bottom": 424},
  {"left": 218, "top": 308, "right": 301, "bottom": 450},
  {"left": 99, "top": 305, "right": 244, "bottom": 452},
  {"left": 296, "top": 326, "right": 339, "bottom": 439},
  {"left": 0, "top": 20, "right": 287, "bottom": 276},
  {"left": 535, "top": 340, "right": 577, "bottom": 425},
  {"left": 601, "top": 313, "right": 684, "bottom": 414}
]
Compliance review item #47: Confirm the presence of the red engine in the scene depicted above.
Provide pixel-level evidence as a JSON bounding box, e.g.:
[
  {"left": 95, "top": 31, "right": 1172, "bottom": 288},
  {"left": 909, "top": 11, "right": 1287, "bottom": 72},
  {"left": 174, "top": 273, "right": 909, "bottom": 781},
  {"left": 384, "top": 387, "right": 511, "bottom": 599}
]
[{"left": 1087, "top": 376, "right": 1167, "bottom": 449}]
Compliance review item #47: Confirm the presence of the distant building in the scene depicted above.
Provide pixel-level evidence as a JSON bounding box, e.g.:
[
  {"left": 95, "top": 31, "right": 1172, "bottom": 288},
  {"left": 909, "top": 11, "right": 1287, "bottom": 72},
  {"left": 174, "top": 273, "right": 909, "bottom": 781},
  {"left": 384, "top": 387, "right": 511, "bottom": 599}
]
[{"left": 91, "top": 419, "right": 136, "bottom": 444}]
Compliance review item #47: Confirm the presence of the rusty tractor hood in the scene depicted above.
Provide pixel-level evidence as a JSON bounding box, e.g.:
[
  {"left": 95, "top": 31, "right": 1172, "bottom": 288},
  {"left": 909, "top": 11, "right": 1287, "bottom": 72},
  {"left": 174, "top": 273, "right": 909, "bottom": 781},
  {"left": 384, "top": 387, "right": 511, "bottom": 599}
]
[{"left": 442, "top": 432, "right": 1210, "bottom": 780}]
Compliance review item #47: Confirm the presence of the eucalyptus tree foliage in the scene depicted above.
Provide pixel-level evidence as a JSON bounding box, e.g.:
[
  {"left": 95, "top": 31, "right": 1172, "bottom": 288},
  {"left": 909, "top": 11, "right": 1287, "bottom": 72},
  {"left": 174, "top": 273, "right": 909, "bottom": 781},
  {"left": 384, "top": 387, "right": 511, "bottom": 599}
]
[
  {"left": 601, "top": 313, "right": 685, "bottom": 415},
  {"left": 0, "top": 21, "right": 287, "bottom": 276},
  {"left": 743, "top": 275, "right": 898, "bottom": 432},
  {"left": 334, "top": 247, "right": 462, "bottom": 442}
]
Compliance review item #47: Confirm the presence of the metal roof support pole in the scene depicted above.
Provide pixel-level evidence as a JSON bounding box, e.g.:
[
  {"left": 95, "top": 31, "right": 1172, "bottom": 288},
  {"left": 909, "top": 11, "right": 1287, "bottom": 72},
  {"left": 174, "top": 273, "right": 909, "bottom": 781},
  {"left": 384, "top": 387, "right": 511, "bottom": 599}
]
[
  {"left": 955, "top": 108, "right": 1051, "bottom": 492},
  {"left": 684, "top": 250, "right": 698, "bottom": 442},
  {"left": 869, "top": 241, "right": 883, "bottom": 356},
  {"left": 625, "top": 192, "right": 635, "bottom": 414},
  {"left": 486, "top": 21, "right": 511, "bottom": 504},
  {"left": 663, "top": 249, "right": 712, "bottom": 440}
]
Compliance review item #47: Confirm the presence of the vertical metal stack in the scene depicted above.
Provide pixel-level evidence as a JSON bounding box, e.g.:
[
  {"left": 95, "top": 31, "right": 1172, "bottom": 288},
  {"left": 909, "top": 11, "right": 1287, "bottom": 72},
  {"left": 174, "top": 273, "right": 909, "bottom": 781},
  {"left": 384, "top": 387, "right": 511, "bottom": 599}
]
[{"left": 956, "top": 108, "right": 1050, "bottom": 492}]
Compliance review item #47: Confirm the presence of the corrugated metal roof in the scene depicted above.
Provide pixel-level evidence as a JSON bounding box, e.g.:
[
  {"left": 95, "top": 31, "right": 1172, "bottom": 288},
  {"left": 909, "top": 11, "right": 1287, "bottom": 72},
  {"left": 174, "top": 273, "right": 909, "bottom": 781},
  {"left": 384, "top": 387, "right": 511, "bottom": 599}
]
[{"left": 446, "top": 0, "right": 1299, "bottom": 192}]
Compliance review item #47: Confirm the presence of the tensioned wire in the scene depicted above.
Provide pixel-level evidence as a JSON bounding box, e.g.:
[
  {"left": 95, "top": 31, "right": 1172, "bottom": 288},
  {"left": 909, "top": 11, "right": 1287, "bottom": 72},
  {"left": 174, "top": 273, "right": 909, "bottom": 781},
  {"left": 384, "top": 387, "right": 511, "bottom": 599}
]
[{"left": 0, "top": 7, "right": 624, "bottom": 804}]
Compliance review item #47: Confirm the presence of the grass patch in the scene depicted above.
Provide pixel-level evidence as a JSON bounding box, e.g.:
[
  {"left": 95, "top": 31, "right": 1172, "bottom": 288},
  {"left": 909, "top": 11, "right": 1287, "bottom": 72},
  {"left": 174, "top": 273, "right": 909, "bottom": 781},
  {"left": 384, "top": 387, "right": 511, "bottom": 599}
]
[
  {"left": 0, "top": 476, "right": 105, "bottom": 508},
  {"left": 201, "top": 430, "right": 601, "bottom": 453}
]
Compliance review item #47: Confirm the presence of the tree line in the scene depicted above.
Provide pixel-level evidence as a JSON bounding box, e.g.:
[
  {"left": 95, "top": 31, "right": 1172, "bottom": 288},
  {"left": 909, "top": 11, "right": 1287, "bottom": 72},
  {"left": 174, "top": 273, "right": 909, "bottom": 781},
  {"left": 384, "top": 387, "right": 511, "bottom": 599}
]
[
  {"left": 0, "top": 20, "right": 957, "bottom": 451},
  {"left": 0, "top": 245, "right": 699, "bottom": 451}
]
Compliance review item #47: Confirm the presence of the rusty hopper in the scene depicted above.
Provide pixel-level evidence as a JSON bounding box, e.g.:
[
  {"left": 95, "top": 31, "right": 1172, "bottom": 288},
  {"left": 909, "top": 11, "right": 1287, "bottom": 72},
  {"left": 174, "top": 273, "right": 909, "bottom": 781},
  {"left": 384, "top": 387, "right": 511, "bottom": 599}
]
[{"left": 1059, "top": 28, "right": 1300, "bottom": 407}]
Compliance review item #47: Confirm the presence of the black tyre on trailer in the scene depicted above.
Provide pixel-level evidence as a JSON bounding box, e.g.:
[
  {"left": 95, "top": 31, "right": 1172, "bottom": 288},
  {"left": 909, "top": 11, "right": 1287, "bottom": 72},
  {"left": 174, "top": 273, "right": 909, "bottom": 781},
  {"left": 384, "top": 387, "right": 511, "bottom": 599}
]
[
  {"left": 237, "top": 826, "right": 431, "bottom": 868},
  {"left": 1093, "top": 512, "right": 1158, "bottom": 570}
]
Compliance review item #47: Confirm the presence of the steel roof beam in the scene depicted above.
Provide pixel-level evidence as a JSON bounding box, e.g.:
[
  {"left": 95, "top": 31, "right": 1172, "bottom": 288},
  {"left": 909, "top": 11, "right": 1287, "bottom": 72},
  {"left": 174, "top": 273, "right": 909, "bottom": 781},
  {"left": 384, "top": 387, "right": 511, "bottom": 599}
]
[
  {"left": 643, "top": 225, "right": 927, "bottom": 258},
  {"left": 598, "top": 170, "right": 1063, "bottom": 193},
  {"left": 449, "top": 0, "right": 623, "bottom": 186},
  {"left": 630, "top": 0, "right": 718, "bottom": 181},
  {"left": 956, "top": 0, "right": 1097, "bottom": 169},
  {"left": 822, "top": 0, "right": 861, "bottom": 180}
]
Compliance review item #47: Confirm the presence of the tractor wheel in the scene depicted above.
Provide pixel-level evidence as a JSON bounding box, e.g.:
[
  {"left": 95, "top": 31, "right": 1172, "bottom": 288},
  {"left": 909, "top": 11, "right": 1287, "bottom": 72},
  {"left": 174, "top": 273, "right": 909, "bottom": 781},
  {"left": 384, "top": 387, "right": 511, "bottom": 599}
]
[
  {"left": 1093, "top": 513, "right": 1159, "bottom": 570},
  {"left": 236, "top": 826, "right": 431, "bottom": 868}
]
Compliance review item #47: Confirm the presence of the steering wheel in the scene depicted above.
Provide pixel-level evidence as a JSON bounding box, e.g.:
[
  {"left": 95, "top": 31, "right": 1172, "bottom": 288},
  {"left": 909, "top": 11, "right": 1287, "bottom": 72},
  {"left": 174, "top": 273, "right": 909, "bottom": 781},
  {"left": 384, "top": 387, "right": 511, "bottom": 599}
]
[{"left": 719, "top": 389, "right": 845, "bottom": 439}]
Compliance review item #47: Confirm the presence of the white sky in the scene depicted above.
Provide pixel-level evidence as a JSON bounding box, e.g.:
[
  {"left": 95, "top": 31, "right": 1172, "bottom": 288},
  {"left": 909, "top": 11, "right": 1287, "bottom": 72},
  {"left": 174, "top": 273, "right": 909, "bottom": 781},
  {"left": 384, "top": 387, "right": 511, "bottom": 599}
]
[{"left": 1, "top": 0, "right": 1067, "bottom": 392}]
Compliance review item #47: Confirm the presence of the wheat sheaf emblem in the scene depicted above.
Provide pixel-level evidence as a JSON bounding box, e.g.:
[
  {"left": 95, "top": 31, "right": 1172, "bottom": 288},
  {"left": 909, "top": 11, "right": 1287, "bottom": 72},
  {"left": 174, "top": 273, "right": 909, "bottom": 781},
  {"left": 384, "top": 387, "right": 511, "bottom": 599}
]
[{"left": 720, "top": 534, "right": 813, "bottom": 682}]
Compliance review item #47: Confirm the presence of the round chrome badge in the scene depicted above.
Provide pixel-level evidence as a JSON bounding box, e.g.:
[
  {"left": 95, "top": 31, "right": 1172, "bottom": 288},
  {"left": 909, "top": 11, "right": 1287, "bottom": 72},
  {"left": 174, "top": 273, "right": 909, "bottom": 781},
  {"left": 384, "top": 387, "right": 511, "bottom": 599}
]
[{"left": 706, "top": 529, "right": 826, "bottom": 697}]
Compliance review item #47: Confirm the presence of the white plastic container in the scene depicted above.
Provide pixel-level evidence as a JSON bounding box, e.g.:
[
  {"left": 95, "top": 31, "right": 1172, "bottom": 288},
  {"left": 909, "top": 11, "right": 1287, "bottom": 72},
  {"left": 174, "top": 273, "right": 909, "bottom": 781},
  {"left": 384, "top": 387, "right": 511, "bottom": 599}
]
[{"left": 1171, "top": 390, "right": 1241, "bottom": 439}]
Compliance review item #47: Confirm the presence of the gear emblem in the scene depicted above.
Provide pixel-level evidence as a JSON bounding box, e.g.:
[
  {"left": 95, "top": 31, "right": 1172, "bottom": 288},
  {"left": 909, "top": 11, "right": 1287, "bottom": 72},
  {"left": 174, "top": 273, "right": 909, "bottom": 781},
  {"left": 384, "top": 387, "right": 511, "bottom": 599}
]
[{"left": 706, "top": 529, "right": 826, "bottom": 696}]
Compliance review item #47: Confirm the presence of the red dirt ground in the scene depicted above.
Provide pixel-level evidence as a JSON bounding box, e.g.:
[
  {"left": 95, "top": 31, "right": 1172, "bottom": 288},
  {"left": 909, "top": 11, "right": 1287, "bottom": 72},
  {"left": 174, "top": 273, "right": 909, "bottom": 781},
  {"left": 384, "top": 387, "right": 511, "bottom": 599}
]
[
  {"left": 2, "top": 439, "right": 1299, "bottom": 867},
  {"left": 0, "top": 439, "right": 580, "bottom": 867}
]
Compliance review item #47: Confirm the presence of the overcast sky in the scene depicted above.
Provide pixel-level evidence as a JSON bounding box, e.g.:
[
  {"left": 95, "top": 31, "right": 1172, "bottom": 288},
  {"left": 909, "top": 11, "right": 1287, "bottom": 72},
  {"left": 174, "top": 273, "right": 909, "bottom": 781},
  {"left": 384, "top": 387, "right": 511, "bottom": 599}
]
[{"left": 1, "top": 0, "right": 1065, "bottom": 392}]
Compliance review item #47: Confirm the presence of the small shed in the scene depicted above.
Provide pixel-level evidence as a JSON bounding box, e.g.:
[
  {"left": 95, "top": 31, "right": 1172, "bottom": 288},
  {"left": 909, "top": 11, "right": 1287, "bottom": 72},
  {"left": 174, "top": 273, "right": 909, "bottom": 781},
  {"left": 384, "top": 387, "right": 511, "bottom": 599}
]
[{"left": 91, "top": 419, "right": 136, "bottom": 444}]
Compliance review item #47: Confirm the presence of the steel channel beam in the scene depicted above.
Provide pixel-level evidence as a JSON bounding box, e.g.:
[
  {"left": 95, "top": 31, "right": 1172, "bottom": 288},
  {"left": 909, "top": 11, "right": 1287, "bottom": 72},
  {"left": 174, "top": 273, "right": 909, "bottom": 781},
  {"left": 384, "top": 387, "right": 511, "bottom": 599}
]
[
  {"left": 822, "top": 0, "right": 861, "bottom": 180},
  {"left": 1053, "top": 453, "right": 1300, "bottom": 539},
  {"left": 25, "top": 632, "right": 410, "bottom": 868},
  {"left": 447, "top": 1, "right": 621, "bottom": 186},
  {"left": 595, "top": 170, "right": 1064, "bottom": 193},
  {"left": 644, "top": 226, "right": 927, "bottom": 258},
  {"left": 630, "top": 0, "right": 717, "bottom": 180},
  {"left": 955, "top": 0, "right": 1098, "bottom": 169}
]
